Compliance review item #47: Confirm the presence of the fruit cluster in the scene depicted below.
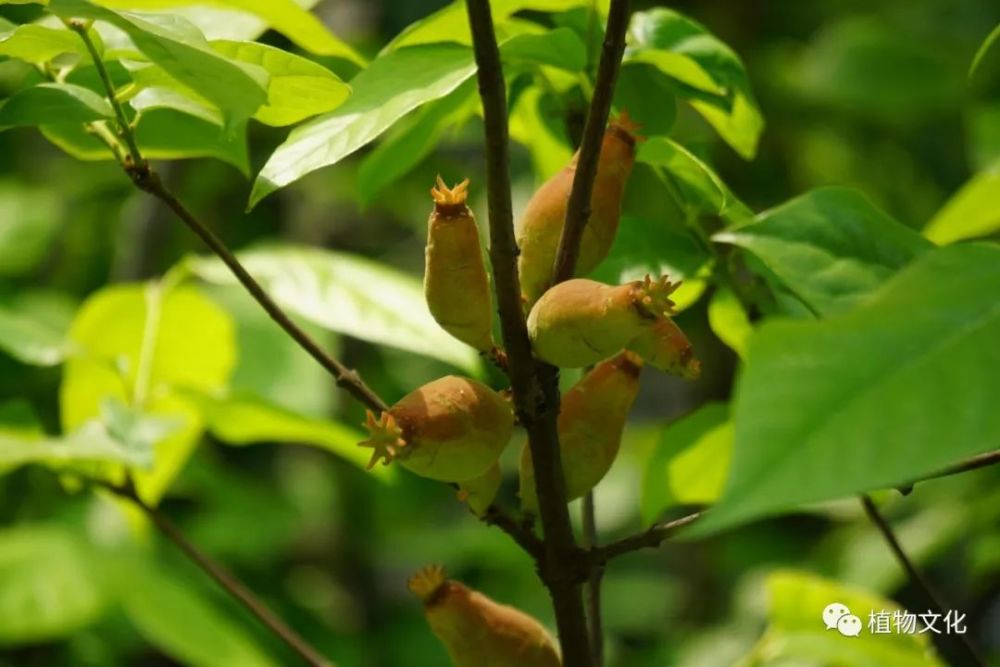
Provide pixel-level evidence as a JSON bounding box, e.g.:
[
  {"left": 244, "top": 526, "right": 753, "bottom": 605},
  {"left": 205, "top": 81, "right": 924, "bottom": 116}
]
[{"left": 356, "top": 114, "right": 701, "bottom": 664}]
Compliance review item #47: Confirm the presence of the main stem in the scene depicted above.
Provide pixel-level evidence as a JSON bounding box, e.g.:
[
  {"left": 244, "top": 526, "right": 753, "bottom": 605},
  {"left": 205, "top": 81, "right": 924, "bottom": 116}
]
[
  {"left": 582, "top": 493, "right": 604, "bottom": 665},
  {"left": 464, "top": 2, "right": 592, "bottom": 665}
]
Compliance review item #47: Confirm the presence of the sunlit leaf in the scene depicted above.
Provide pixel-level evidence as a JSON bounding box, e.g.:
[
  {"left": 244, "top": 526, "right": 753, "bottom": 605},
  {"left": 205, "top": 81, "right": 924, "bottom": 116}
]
[
  {"left": 509, "top": 85, "right": 573, "bottom": 182},
  {"left": 250, "top": 43, "right": 477, "bottom": 208},
  {"left": 923, "top": 165, "right": 1000, "bottom": 245},
  {"left": 48, "top": 0, "right": 268, "bottom": 124},
  {"left": 637, "top": 136, "right": 731, "bottom": 217},
  {"left": 188, "top": 245, "right": 480, "bottom": 372},
  {"left": 0, "top": 23, "right": 89, "bottom": 64},
  {"left": 0, "top": 304, "right": 70, "bottom": 366},
  {"left": 692, "top": 243, "right": 1000, "bottom": 535},
  {"left": 707, "top": 286, "right": 752, "bottom": 359},
  {"left": 641, "top": 403, "right": 733, "bottom": 523},
  {"left": 0, "top": 417, "right": 155, "bottom": 472}
]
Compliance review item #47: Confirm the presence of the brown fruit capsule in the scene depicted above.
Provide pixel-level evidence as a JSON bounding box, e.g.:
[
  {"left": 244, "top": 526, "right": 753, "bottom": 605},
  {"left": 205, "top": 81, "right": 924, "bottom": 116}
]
[
  {"left": 516, "top": 112, "right": 640, "bottom": 308},
  {"left": 409, "top": 565, "right": 561, "bottom": 667},
  {"left": 527, "top": 275, "right": 683, "bottom": 368},
  {"left": 425, "top": 177, "right": 495, "bottom": 352},
  {"left": 520, "top": 351, "right": 643, "bottom": 512},
  {"left": 359, "top": 376, "right": 513, "bottom": 483},
  {"left": 457, "top": 461, "right": 502, "bottom": 517},
  {"left": 627, "top": 317, "right": 701, "bottom": 379}
]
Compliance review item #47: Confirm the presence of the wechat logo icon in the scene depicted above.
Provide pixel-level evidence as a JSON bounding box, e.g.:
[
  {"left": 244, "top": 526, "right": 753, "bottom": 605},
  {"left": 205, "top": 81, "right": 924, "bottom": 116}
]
[{"left": 823, "top": 602, "right": 862, "bottom": 637}]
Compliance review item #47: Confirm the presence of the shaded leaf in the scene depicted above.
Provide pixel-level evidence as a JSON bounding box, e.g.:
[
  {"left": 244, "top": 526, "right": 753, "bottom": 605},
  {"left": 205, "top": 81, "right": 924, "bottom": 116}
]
[
  {"left": 637, "top": 136, "right": 731, "bottom": 217},
  {"left": 713, "top": 187, "right": 932, "bottom": 316},
  {"left": 0, "top": 304, "right": 70, "bottom": 366},
  {"left": 693, "top": 243, "right": 1000, "bottom": 535},
  {"left": 0, "top": 418, "right": 155, "bottom": 472},
  {"left": 0, "top": 82, "right": 112, "bottom": 127},
  {"left": 499, "top": 26, "right": 586, "bottom": 71}
]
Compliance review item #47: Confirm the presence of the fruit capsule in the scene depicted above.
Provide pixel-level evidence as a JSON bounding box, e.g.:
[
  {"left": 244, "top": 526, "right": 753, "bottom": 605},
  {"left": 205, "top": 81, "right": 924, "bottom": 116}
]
[
  {"left": 359, "top": 376, "right": 513, "bottom": 482},
  {"left": 457, "top": 461, "right": 501, "bottom": 517},
  {"left": 520, "top": 351, "right": 643, "bottom": 512},
  {"left": 527, "top": 275, "right": 681, "bottom": 368},
  {"left": 627, "top": 317, "right": 701, "bottom": 379},
  {"left": 409, "top": 565, "right": 561, "bottom": 667},
  {"left": 516, "top": 112, "right": 640, "bottom": 308},
  {"left": 425, "top": 176, "right": 495, "bottom": 352}
]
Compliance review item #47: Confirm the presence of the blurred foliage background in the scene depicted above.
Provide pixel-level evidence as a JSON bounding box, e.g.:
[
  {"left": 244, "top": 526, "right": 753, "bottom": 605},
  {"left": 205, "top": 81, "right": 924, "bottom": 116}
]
[{"left": 1, "top": 0, "right": 998, "bottom": 666}]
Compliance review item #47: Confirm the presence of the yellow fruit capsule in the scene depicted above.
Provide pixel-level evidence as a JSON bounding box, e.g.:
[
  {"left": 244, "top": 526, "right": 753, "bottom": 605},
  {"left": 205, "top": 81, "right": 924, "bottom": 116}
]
[
  {"left": 516, "top": 112, "right": 640, "bottom": 308},
  {"left": 527, "top": 275, "right": 681, "bottom": 368},
  {"left": 457, "top": 461, "right": 502, "bottom": 516},
  {"left": 359, "top": 376, "right": 513, "bottom": 483},
  {"left": 520, "top": 351, "right": 643, "bottom": 512},
  {"left": 425, "top": 176, "right": 495, "bottom": 351},
  {"left": 409, "top": 565, "right": 561, "bottom": 667}
]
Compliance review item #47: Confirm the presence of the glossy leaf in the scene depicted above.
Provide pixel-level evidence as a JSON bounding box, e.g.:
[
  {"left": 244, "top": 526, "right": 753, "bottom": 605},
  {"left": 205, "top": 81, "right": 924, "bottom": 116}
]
[
  {"left": 923, "top": 166, "right": 1000, "bottom": 245},
  {"left": 48, "top": 0, "right": 268, "bottom": 124},
  {"left": 93, "top": 0, "right": 362, "bottom": 63},
  {"left": 188, "top": 246, "right": 480, "bottom": 372},
  {"left": 627, "top": 8, "right": 763, "bottom": 159},
  {"left": 251, "top": 43, "right": 476, "bottom": 208},
  {"left": 641, "top": 403, "right": 733, "bottom": 524},
  {"left": 693, "top": 243, "right": 1000, "bottom": 535},
  {"left": 713, "top": 187, "right": 932, "bottom": 316},
  {"left": 358, "top": 80, "right": 475, "bottom": 205},
  {"left": 0, "top": 526, "right": 108, "bottom": 644},
  {"left": 0, "top": 82, "right": 112, "bottom": 127},
  {"left": 637, "top": 136, "right": 731, "bottom": 217},
  {"left": 117, "top": 558, "right": 277, "bottom": 667}
]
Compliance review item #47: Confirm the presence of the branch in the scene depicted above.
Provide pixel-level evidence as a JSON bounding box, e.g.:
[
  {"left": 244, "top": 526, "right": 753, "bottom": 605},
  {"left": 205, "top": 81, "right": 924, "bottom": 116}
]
[
  {"left": 860, "top": 495, "right": 987, "bottom": 667},
  {"left": 104, "top": 480, "right": 334, "bottom": 667},
  {"left": 551, "top": 0, "right": 631, "bottom": 284},
  {"left": 482, "top": 504, "right": 545, "bottom": 561},
  {"left": 582, "top": 493, "right": 604, "bottom": 666},
  {"left": 463, "top": 1, "right": 593, "bottom": 664},
  {"left": 591, "top": 511, "right": 703, "bottom": 564},
  {"left": 901, "top": 448, "right": 1000, "bottom": 493}
]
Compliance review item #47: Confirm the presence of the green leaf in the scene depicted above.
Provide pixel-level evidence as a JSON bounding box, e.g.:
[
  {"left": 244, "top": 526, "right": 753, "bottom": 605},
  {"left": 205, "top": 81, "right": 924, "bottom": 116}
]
[
  {"left": 117, "top": 558, "right": 277, "bottom": 667},
  {"left": 713, "top": 187, "right": 932, "bottom": 317},
  {"left": 358, "top": 80, "right": 475, "bottom": 205},
  {"left": 707, "top": 286, "right": 751, "bottom": 359},
  {"left": 754, "top": 571, "right": 943, "bottom": 667},
  {"left": 210, "top": 40, "right": 350, "bottom": 126},
  {"left": 94, "top": 0, "right": 363, "bottom": 63},
  {"left": 0, "top": 418, "right": 155, "bottom": 472},
  {"left": 60, "top": 282, "right": 236, "bottom": 503},
  {"left": 923, "top": 166, "right": 1000, "bottom": 245},
  {"left": 0, "top": 82, "right": 112, "bottom": 127},
  {"left": 641, "top": 403, "right": 733, "bottom": 524},
  {"left": 499, "top": 26, "right": 586, "bottom": 71},
  {"left": 48, "top": 0, "right": 268, "bottom": 124},
  {"left": 199, "top": 394, "right": 388, "bottom": 475},
  {"left": 637, "top": 136, "right": 731, "bottom": 217},
  {"left": 0, "top": 23, "right": 87, "bottom": 64},
  {"left": 692, "top": 243, "right": 1000, "bottom": 535},
  {"left": 613, "top": 63, "right": 677, "bottom": 137},
  {"left": 41, "top": 108, "right": 250, "bottom": 173},
  {"left": 627, "top": 8, "right": 763, "bottom": 159},
  {"left": 0, "top": 304, "right": 71, "bottom": 366},
  {"left": 0, "top": 525, "right": 108, "bottom": 645},
  {"left": 250, "top": 43, "right": 476, "bottom": 208},
  {"left": 188, "top": 245, "right": 481, "bottom": 372},
  {"left": 385, "top": 0, "right": 595, "bottom": 51}
]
